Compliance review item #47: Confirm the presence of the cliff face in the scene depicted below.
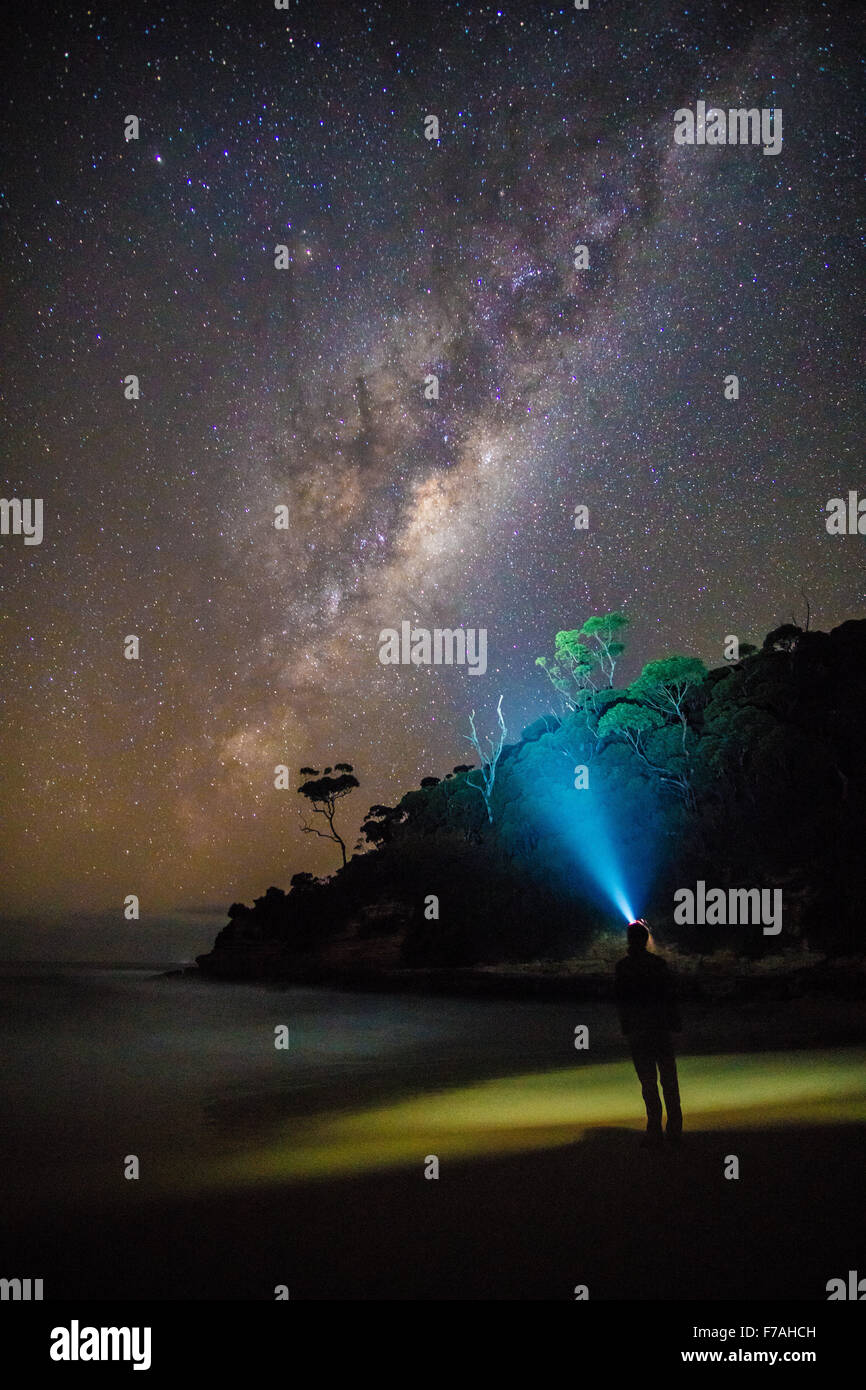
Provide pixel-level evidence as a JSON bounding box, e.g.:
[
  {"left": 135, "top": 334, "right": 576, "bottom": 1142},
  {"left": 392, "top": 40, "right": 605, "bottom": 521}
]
[
  {"left": 195, "top": 889, "right": 410, "bottom": 981},
  {"left": 196, "top": 938, "right": 285, "bottom": 980}
]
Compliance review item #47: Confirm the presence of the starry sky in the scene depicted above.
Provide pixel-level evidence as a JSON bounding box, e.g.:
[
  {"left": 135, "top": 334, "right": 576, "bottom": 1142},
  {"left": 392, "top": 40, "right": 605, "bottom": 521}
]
[{"left": 1, "top": 0, "right": 863, "bottom": 944}]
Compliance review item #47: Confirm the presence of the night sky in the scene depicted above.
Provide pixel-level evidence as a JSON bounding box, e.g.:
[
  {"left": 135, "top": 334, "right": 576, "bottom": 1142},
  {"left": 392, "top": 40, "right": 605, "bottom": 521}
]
[{"left": 1, "top": 0, "right": 863, "bottom": 929}]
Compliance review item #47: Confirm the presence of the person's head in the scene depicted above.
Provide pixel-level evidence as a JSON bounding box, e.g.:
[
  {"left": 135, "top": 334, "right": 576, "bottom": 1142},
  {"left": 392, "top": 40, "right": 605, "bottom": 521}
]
[{"left": 627, "top": 919, "right": 650, "bottom": 953}]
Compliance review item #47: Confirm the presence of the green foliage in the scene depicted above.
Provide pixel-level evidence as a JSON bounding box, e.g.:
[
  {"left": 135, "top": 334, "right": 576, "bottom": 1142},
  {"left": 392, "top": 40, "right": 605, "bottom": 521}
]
[
  {"left": 632, "top": 656, "right": 707, "bottom": 704},
  {"left": 535, "top": 611, "right": 631, "bottom": 705},
  {"left": 597, "top": 702, "right": 664, "bottom": 740}
]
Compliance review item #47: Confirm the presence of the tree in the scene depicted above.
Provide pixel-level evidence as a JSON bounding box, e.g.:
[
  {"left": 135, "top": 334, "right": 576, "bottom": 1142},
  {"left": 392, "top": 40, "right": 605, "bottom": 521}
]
[
  {"left": 297, "top": 763, "right": 360, "bottom": 867},
  {"left": 597, "top": 701, "right": 694, "bottom": 805},
  {"left": 535, "top": 632, "right": 596, "bottom": 711},
  {"left": 535, "top": 612, "right": 630, "bottom": 712},
  {"left": 360, "top": 803, "right": 405, "bottom": 847},
  {"left": 579, "top": 612, "right": 630, "bottom": 686},
  {"left": 463, "top": 696, "right": 507, "bottom": 824},
  {"left": 630, "top": 656, "right": 706, "bottom": 751},
  {"left": 763, "top": 623, "right": 803, "bottom": 654}
]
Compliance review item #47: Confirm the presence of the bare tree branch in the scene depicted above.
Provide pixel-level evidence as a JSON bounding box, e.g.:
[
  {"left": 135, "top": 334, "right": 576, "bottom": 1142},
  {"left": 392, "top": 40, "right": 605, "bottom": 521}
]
[{"left": 462, "top": 695, "right": 507, "bottom": 824}]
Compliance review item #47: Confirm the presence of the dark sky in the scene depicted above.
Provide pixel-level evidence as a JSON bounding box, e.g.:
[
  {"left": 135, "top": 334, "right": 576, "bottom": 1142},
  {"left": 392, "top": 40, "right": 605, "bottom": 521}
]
[{"left": 1, "top": 0, "right": 863, "bottom": 933}]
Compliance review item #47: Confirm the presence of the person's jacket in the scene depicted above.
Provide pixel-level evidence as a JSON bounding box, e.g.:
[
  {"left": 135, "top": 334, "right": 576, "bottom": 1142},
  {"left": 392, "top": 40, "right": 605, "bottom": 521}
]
[{"left": 614, "top": 949, "right": 682, "bottom": 1035}]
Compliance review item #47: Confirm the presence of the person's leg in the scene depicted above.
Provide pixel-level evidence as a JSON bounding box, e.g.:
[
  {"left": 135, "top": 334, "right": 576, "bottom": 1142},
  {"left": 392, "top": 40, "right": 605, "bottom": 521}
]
[
  {"left": 656, "top": 1034, "right": 683, "bottom": 1136},
  {"left": 630, "top": 1037, "right": 663, "bottom": 1133}
]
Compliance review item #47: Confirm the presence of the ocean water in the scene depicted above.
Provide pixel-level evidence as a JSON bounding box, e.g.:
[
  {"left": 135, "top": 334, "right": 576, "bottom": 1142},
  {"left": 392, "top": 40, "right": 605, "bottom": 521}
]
[{"left": 0, "top": 963, "right": 602, "bottom": 1220}]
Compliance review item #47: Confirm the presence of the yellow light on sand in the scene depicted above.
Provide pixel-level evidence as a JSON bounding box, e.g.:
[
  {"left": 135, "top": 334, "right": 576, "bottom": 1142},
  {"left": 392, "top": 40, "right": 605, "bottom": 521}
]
[{"left": 183, "top": 1049, "right": 866, "bottom": 1192}]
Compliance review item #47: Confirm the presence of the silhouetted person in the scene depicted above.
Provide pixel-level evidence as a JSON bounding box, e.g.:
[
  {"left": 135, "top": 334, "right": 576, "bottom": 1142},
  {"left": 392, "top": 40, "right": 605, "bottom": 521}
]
[{"left": 615, "top": 920, "right": 683, "bottom": 1147}]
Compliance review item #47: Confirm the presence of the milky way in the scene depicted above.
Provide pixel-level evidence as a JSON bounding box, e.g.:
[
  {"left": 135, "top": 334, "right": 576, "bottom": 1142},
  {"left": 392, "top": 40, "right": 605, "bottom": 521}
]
[{"left": 1, "top": 0, "right": 863, "bottom": 925}]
